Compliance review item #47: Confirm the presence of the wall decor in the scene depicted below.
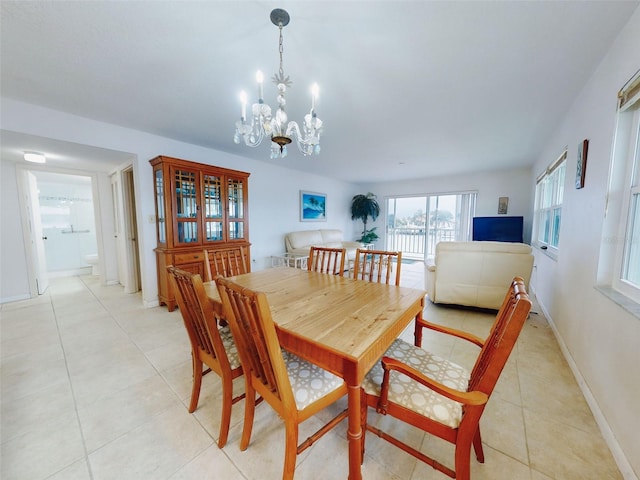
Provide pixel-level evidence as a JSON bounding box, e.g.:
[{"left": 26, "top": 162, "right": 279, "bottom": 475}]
[
  {"left": 300, "top": 191, "right": 326, "bottom": 221},
  {"left": 498, "top": 196, "right": 509, "bottom": 214},
  {"left": 575, "top": 139, "right": 589, "bottom": 189}
]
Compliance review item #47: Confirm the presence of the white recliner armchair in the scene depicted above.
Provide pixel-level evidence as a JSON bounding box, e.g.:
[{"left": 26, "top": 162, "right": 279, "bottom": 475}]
[{"left": 425, "top": 241, "right": 534, "bottom": 309}]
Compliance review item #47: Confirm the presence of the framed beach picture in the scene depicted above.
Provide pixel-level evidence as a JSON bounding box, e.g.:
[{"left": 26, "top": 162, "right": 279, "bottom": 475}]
[{"left": 300, "top": 191, "right": 327, "bottom": 222}]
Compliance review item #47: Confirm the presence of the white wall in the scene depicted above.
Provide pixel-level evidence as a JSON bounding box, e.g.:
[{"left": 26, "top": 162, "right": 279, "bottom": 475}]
[
  {"left": 530, "top": 9, "right": 640, "bottom": 479},
  {"left": 0, "top": 160, "right": 30, "bottom": 302},
  {"left": 359, "top": 167, "right": 533, "bottom": 243},
  {"left": 0, "top": 99, "right": 357, "bottom": 306}
]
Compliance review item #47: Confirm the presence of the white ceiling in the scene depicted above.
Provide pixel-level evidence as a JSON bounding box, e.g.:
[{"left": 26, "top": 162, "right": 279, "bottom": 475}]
[{"left": 1, "top": 1, "right": 638, "bottom": 183}]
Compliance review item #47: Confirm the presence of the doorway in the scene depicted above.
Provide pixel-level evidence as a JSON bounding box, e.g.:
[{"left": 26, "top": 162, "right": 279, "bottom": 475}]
[
  {"left": 17, "top": 168, "right": 101, "bottom": 296},
  {"left": 113, "top": 167, "right": 141, "bottom": 293},
  {"left": 122, "top": 167, "right": 141, "bottom": 293}
]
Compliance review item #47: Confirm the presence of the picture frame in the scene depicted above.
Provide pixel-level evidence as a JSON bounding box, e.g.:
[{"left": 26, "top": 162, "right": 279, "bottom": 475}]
[
  {"left": 498, "top": 196, "right": 509, "bottom": 215},
  {"left": 575, "top": 139, "right": 589, "bottom": 189},
  {"left": 300, "top": 190, "right": 327, "bottom": 222}
]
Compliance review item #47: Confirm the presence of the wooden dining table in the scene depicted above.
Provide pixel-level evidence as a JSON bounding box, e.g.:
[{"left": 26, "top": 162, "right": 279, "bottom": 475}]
[{"left": 204, "top": 266, "right": 426, "bottom": 480}]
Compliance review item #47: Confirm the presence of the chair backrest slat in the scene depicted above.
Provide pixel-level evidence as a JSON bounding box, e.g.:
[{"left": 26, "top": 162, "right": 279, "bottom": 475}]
[
  {"left": 353, "top": 249, "right": 402, "bottom": 286},
  {"left": 204, "top": 246, "right": 249, "bottom": 281},
  {"left": 167, "top": 266, "right": 227, "bottom": 362},
  {"left": 468, "top": 277, "right": 531, "bottom": 396},
  {"left": 308, "top": 246, "right": 346, "bottom": 276},
  {"left": 216, "top": 276, "right": 293, "bottom": 403}
]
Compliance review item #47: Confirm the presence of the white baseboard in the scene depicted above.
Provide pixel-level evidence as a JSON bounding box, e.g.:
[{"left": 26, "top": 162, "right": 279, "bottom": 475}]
[
  {"left": 0, "top": 293, "right": 32, "bottom": 304},
  {"left": 533, "top": 293, "right": 637, "bottom": 480},
  {"left": 143, "top": 298, "right": 160, "bottom": 309},
  {"left": 48, "top": 267, "right": 92, "bottom": 278}
]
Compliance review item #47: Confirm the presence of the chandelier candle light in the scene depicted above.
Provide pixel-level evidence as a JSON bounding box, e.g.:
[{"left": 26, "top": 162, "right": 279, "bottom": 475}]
[{"left": 234, "top": 8, "right": 323, "bottom": 159}]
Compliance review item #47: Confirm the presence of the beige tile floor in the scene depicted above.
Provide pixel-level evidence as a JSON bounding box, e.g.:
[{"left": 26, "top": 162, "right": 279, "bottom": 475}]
[{"left": 0, "top": 262, "right": 622, "bottom": 480}]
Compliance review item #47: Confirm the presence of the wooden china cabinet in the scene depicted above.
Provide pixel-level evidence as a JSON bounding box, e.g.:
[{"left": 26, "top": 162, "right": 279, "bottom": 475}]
[{"left": 150, "top": 155, "right": 250, "bottom": 311}]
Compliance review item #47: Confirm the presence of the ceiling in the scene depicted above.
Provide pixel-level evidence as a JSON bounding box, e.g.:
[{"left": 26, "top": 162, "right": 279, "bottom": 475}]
[
  {"left": 1, "top": 1, "right": 637, "bottom": 183},
  {"left": 0, "top": 130, "right": 135, "bottom": 173}
]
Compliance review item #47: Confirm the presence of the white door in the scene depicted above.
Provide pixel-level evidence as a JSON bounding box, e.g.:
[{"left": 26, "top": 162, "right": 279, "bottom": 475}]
[
  {"left": 111, "top": 172, "right": 127, "bottom": 287},
  {"left": 123, "top": 168, "right": 141, "bottom": 293},
  {"left": 27, "top": 172, "right": 49, "bottom": 294}
]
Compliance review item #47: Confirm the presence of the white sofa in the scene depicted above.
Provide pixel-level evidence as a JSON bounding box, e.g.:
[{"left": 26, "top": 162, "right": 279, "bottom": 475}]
[
  {"left": 284, "top": 229, "right": 363, "bottom": 262},
  {"left": 425, "top": 241, "right": 534, "bottom": 309}
]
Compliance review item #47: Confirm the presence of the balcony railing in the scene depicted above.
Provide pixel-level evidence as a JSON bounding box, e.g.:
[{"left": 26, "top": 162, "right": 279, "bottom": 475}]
[{"left": 386, "top": 227, "right": 456, "bottom": 260}]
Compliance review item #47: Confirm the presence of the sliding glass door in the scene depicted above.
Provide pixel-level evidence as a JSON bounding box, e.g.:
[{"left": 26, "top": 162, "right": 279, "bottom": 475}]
[{"left": 386, "top": 192, "right": 477, "bottom": 261}]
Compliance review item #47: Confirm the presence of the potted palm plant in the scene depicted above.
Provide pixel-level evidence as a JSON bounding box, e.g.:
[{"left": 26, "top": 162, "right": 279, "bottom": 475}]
[{"left": 350, "top": 192, "right": 380, "bottom": 243}]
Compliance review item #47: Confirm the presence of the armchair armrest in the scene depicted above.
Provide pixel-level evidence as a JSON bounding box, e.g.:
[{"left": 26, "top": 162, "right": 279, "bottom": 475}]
[
  {"left": 415, "top": 318, "right": 484, "bottom": 348},
  {"left": 377, "top": 356, "right": 488, "bottom": 415}
]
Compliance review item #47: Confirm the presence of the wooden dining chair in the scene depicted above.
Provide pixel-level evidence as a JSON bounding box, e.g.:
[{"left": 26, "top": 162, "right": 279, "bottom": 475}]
[
  {"left": 352, "top": 248, "right": 402, "bottom": 285},
  {"left": 167, "top": 266, "right": 245, "bottom": 448},
  {"left": 204, "top": 246, "right": 249, "bottom": 282},
  {"left": 215, "top": 275, "right": 349, "bottom": 480},
  {"left": 361, "top": 277, "right": 532, "bottom": 480},
  {"left": 307, "top": 246, "right": 346, "bottom": 276}
]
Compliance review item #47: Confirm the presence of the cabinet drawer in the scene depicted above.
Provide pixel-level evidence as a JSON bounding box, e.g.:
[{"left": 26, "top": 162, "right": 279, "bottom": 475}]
[{"left": 175, "top": 252, "right": 205, "bottom": 264}]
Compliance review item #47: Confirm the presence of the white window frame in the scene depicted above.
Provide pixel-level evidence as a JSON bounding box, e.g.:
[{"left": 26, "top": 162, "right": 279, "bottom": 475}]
[
  {"left": 612, "top": 95, "right": 640, "bottom": 302},
  {"left": 533, "top": 150, "right": 567, "bottom": 258}
]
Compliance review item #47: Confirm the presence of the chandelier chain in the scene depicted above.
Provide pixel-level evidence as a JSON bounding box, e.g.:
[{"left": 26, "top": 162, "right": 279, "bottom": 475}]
[{"left": 278, "top": 26, "right": 284, "bottom": 80}]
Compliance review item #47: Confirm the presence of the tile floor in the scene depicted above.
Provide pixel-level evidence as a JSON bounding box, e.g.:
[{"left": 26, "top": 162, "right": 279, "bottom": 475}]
[{"left": 0, "top": 263, "right": 622, "bottom": 479}]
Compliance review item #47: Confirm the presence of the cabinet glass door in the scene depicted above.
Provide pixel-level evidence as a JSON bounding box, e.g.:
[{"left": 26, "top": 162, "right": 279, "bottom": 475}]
[
  {"left": 203, "top": 173, "right": 223, "bottom": 243},
  {"left": 154, "top": 169, "right": 166, "bottom": 244},
  {"left": 228, "top": 178, "right": 246, "bottom": 240},
  {"left": 173, "top": 169, "right": 199, "bottom": 244}
]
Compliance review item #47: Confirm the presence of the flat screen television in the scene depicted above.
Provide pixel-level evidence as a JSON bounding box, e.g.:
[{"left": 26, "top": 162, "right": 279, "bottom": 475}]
[{"left": 472, "top": 216, "right": 523, "bottom": 243}]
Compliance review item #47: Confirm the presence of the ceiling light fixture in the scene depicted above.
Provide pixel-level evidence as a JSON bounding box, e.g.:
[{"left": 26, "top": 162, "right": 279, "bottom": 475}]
[
  {"left": 234, "top": 8, "right": 323, "bottom": 159},
  {"left": 23, "top": 151, "right": 47, "bottom": 164}
]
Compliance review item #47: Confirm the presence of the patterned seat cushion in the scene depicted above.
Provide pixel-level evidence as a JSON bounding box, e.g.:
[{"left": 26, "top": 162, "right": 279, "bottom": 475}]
[
  {"left": 219, "top": 325, "right": 241, "bottom": 370},
  {"left": 282, "top": 351, "right": 345, "bottom": 410},
  {"left": 362, "top": 338, "right": 469, "bottom": 428}
]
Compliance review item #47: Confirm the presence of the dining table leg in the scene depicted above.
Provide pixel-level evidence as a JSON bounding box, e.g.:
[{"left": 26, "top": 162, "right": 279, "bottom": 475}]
[{"left": 347, "top": 383, "right": 363, "bottom": 480}]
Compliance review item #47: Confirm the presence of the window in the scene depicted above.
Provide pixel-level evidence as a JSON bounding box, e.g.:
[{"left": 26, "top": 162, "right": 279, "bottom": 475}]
[
  {"left": 613, "top": 71, "right": 640, "bottom": 302},
  {"left": 533, "top": 151, "right": 567, "bottom": 255},
  {"left": 597, "top": 69, "right": 640, "bottom": 309},
  {"left": 386, "top": 192, "right": 477, "bottom": 261}
]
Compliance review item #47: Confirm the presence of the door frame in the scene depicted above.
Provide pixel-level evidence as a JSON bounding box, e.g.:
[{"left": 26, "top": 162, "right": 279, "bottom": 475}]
[
  {"left": 122, "top": 167, "right": 141, "bottom": 293},
  {"left": 15, "top": 168, "right": 48, "bottom": 296},
  {"left": 15, "top": 164, "right": 102, "bottom": 297}
]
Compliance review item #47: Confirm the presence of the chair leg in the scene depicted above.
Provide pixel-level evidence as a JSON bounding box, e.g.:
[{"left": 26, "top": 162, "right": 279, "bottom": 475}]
[
  {"left": 217, "top": 374, "right": 234, "bottom": 448},
  {"left": 239, "top": 382, "right": 256, "bottom": 451},
  {"left": 188, "top": 353, "right": 202, "bottom": 413},
  {"left": 282, "top": 419, "right": 299, "bottom": 480},
  {"left": 473, "top": 428, "right": 484, "bottom": 463},
  {"left": 413, "top": 319, "right": 423, "bottom": 347},
  {"left": 454, "top": 438, "right": 473, "bottom": 480}
]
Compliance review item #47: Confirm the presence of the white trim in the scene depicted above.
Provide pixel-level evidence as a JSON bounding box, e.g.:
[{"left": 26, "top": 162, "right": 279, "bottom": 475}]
[
  {"left": 612, "top": 103, "right": 640, "bottom": 302},
  {"left": 143, "top": 298, "right": 159, "bottom": 308},
  {"left": 0, "top": 294, "right": 32, "bottom": 304},
  {"left": 48, "top": 268, "right": 92, "bottom": 278},
  {"left": 532, "top": 288, "right": 638, "bottom": 480}
]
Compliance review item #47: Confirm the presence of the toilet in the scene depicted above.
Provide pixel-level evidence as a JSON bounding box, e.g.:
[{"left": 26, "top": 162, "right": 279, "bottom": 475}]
[{"left": 84, "top": 253, "right": 99, "bottom": 275}]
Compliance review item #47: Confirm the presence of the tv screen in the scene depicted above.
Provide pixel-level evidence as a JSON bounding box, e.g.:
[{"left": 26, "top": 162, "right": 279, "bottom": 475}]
[{"left": 472, "top": 216, "right": 523, "bottom": 243}]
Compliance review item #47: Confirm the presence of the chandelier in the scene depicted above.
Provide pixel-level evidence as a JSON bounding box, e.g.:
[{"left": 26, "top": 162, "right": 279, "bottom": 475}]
[{"left": 233, "top": 8, "right": 323, "bottom": 159}]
